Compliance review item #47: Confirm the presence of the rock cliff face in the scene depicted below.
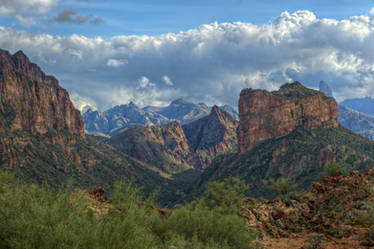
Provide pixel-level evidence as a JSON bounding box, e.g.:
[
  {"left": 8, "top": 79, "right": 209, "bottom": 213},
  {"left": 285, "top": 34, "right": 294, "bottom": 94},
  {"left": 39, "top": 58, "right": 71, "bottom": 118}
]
[
  {"left": 109, "top": 121, "right": 191, "bottom": 173},
  {"left": 110, "top": 106, "right": 238, "bottom": 172},
  {"left": 0, "top": 49, "right": 180, "bottom": 205},
  {"left": 183, "top": 105, "right": 238, "bottom": 169},
  {"left": 0, "top": 49, "right": 84, "bottom": 137},
  {"left": 238, "top": 82, "right": 338, "bottom": 155}
]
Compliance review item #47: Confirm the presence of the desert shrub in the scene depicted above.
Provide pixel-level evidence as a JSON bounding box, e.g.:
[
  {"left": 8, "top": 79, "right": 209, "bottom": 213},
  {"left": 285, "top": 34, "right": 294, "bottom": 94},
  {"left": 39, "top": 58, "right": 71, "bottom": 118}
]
[
  {"left": 0, "top": 173, "right": 257, "bottom": 249},
  {"left": 0, "top": 174, "right": 159, "bottom": 249},
  {"left": 323, "top": 162, "right": 348, "bottom": 177},
  {"left": 262, "top": 177, "right": 298, "bottom": 201},
  {"left": 150, "top": 177, "right": 257, "bottom": 249},
  {"left": 202, "top": 177, "right": 248, "bottom": 210},
  {"left": 359, "top": 204, "right": 374, "bottom": 242},
  {"left": 150, "top": 202, "right": 257, "bottom": 249}
]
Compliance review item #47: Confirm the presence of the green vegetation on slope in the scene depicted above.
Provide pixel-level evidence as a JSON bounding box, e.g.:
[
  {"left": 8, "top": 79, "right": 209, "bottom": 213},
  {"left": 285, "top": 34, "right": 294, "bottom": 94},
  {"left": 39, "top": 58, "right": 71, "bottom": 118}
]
[
  {"left": 0, "top": 129, "right": 195, "bottom": 206},
  {"left": 193, "top": 126, "right": 374, "bottom": 200}
]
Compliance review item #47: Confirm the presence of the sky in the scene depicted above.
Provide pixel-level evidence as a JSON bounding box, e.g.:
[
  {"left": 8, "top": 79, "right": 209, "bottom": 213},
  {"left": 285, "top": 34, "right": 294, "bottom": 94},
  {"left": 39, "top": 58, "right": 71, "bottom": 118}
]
[{"left": 1, "top": 0, "right": 374, "bottom": 111}]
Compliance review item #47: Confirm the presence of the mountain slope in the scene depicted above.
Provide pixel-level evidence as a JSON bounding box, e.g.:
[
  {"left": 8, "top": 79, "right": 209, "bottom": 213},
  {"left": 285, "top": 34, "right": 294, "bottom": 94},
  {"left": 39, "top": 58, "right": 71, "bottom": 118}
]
[
  {"left": 110, "top": 106, "right": 238, "bottom": 172},
  {"left": 341, "top": 97, "right": 374, "bottom": 116},
  {"left": 191, "top": 82, "right": 374, "bottom": 199},
  {"left": 183, "top": 105, "right": 238, "bottom": 169},
  {"left": 0, "top": 49, "right": 178, "bottom": 205},
  {"left": 109, "top": 121, "right": 191, "bottom": 174},
  {"left": 338, "top": 104, "right": 374, "bottom": 140}
]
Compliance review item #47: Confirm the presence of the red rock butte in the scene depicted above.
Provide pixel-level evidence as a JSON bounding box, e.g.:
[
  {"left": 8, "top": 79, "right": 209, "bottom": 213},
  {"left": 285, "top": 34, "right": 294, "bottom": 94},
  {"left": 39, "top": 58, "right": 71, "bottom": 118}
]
[
  {"left": 237, "top": 82, "right": 338, "bottom": 155},
  {"left": 0, "top": 49, "right": 84, "bottom": 137}
]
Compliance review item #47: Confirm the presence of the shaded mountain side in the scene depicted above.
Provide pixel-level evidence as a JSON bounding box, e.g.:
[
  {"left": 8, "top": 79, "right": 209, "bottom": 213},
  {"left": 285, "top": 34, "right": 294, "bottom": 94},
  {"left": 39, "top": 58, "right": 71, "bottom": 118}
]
[
  {"left": 110, "top": 106, "right": 238, "bottom": 173},
  {"left": 109, "top": 121, "right": 192, "bottom": 174},
  {"left": 219, "top": 105, "right": 239, "bottom": 121},
  {"left": 0, "top": 131, "right": 177, "bottom": 201},
  {"left": 338, "top": 104, "right": 374, "bottom": 140},
  {"left": 191, "top": 126, "right": 374, "bottom": 200},
  {"left": 182, "top": 105, "right": 238, "bottom": 169},
  {"left": 0, "top": 49, "right": 184, "bottom": 206}
]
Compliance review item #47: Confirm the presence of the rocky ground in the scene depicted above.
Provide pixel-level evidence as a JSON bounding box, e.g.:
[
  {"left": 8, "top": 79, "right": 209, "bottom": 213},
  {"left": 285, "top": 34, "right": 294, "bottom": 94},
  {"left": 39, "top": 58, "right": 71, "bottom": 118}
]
[
  {"left": 243, "top": 170, "right": 374, "bottom": 248},
  {"left": 87, "top": 169, "right": 374, "bottom": 248}
]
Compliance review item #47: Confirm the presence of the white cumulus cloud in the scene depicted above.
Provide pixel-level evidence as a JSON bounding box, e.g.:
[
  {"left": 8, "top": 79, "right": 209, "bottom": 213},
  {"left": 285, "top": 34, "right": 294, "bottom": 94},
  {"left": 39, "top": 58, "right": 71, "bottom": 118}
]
[
  {"left": 0, "top": 0, "right": 57, "bottom": 17},
  {"left": 1, "top": 10, "right": 374, "bottom": 110}
]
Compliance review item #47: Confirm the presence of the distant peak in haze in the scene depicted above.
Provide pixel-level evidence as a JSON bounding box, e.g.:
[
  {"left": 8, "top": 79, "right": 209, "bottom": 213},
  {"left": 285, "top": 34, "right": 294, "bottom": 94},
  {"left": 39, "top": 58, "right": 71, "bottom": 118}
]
[{"left": 319, "top": 81, "right": 333, "bottom": 98}]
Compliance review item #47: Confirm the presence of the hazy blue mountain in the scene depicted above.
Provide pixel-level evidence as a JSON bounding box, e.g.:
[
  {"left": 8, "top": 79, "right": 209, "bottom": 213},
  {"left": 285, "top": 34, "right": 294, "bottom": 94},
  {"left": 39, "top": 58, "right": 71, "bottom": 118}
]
[
  {"left": 341, "top": 97, "right": 374, "bottom": 116},
  {"left": 84, "top": 98, "right": 238, "bottom": 135},
  {"left": 338, "top": 104, "right": 374, "bottom": 140},
  {"left": 156, "top": 99, "right": 211, "bottom": 124},
  {"left": 82, "top": 102, "right": 170, "bottom": 135},
  {"left": 319, "top": 80, "right": 333, "bottom": 97}
]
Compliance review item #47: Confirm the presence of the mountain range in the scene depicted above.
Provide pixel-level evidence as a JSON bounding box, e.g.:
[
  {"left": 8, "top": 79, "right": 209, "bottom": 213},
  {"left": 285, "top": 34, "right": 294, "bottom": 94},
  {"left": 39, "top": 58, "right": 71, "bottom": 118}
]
[
  {"left": 2, "top": 48, "right": 374, "bottom": 208},
  {"left": 83, "top": 98, "right": 238, "bottom": 136},
  {"left": 189, "top": 82, "right": 374, "bottom": 199},
  {"left": 109, "top": 105, "right": 238, "bottom": 173},
  {"left": 318, "top": 81, "right": 374, "bottom": 140},
  {"left": 0, "top": 49, "right": 187, "bottom": 205}
]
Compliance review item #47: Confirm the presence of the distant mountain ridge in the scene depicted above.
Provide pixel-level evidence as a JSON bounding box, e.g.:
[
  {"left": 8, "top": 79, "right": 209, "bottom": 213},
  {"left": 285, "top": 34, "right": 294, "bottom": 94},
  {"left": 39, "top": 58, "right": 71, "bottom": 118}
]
[
  {"left": 341, "top": 97, "right": 374, "bottom": 116},
  {"left": 83, "top": 99, "right": 238, "bottom": 136},
  {"left": 109, "top": 105, "right": 238, "bottom": 173},
  {"left": 318, "top": 81, "right": 374, "bottom": 140}
]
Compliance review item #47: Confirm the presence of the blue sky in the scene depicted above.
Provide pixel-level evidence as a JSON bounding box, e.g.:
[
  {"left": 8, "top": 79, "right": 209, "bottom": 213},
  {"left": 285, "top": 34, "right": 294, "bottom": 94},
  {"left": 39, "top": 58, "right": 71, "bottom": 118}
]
[
  {"left": 2, "top": 0, "right": 374, "bottom": 37},
  {"left": 1, "top": 0, "right": 374, "bottom": 111}
]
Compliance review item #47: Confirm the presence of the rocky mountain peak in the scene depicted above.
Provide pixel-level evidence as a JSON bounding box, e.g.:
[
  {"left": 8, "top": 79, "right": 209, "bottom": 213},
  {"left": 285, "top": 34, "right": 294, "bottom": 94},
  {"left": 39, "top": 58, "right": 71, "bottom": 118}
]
[
  {"left": 237, "top": 82, "right": 338, "bottom": 155},
  {"left": 210, "top": 105, "right": 234, "bottom": 123},
  {"left": 182, "top": 106, "right": 238, "bottom": 169},
  {"left": 319, "top": 80, "right": 333, "bottom": 97},
  {"left": 0, "top": 48, "right": 84, "bottom": 137}
]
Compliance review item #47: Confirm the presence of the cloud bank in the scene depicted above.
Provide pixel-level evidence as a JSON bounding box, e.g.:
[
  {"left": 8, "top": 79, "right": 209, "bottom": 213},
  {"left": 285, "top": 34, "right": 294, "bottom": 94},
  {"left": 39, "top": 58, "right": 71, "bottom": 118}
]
[
  {"left": 0, "top": 0, "right": 57, "bottom": 17},
  {"left": 1, "top": 10, "right": 374, "bottom": 110}
]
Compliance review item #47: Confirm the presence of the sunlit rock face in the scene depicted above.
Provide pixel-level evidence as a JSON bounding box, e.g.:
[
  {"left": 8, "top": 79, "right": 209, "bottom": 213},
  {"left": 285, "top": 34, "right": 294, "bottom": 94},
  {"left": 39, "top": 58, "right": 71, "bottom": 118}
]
[{"left": 237, "top": 82, "right": 338, "bottom": 155}]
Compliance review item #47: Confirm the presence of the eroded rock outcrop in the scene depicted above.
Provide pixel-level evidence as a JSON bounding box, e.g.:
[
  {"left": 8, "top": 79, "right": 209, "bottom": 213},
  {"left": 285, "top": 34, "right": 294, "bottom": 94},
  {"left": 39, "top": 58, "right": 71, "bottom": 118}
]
[
  {"left": 183, "top": 105, "right": 238, "bottom": 169},
  {"left": 110, "top": 106, "right": 238, "bottom": 172},
  {"left": 0, "top": 49, "right": 84, "bottom": 137},
  {"left": 109, "top": 121, "right": 191, "bottom": 173},
  {"left": 238, "top": 82, "right": 338, "bottom": 155}
]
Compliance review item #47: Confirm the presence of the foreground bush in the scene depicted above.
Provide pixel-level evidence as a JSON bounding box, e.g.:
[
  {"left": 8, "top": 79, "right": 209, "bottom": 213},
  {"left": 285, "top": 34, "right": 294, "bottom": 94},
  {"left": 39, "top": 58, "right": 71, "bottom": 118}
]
[{"left": 0, "top": 173, "right": 257, "bottom": 249}]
